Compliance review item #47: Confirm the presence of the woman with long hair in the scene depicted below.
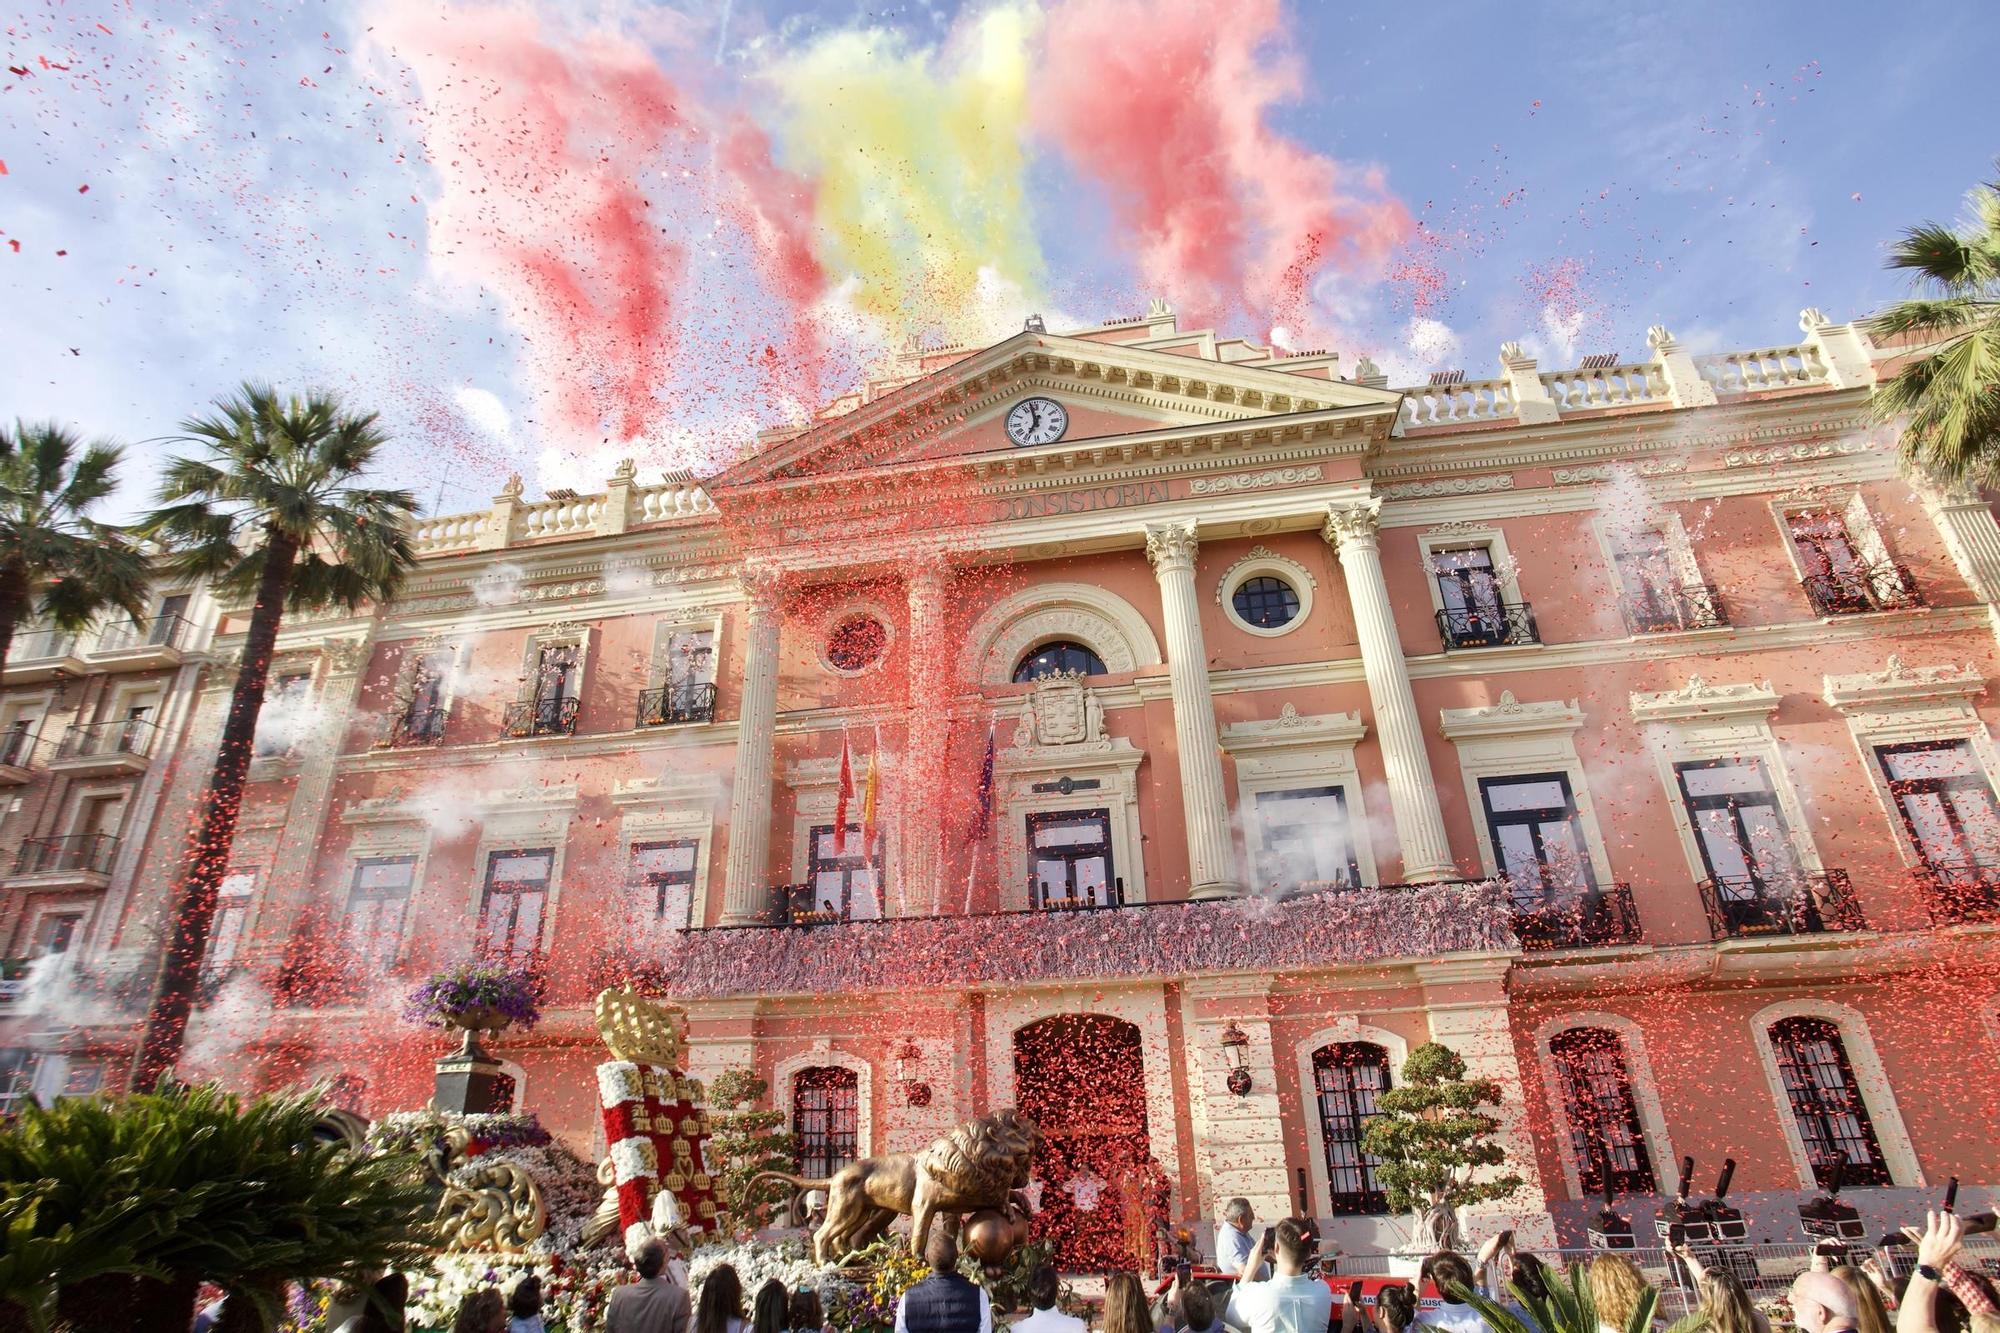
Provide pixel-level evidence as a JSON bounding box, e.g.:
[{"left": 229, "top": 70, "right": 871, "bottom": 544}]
[
  {"left": 751, "top": 1280, "right": 790, "bottom": 1333},
  {"left": 1588, "top": 1255, "right": 1650, "bottom": 1333},
  {"left": 1699, "top": 1268, "right": 1771, "bottom": 1333},
  {"left": 1835, "top": 1266, "right": 1894, "bottom": 1333},
  {"left": 1103, "top": 1273, "right": 1154, "bottom": 1333},
  {"left": 1374, "top": 1283, "right": 1420, "bottom": 1333},
  {"left": 697, "top": 1264, "right": 749, "bottom": 1333},
  {"left": 789, "top": 1287, "right": 831, "bottom": 1333}
]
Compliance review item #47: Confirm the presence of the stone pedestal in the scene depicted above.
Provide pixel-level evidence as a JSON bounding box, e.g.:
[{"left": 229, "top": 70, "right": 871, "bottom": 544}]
[{"left": 433, "top": 1042, "right": 516, "bottom": 1115}]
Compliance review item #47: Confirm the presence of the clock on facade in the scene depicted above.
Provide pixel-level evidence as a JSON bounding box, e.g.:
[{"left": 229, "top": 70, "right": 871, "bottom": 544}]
[{"left": 1005, "top": 397, "right": 1069, "bottom": 446}]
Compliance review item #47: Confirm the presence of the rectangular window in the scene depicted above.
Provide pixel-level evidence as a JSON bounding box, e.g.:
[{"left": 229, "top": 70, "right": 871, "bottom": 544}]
[
  {"left": 203, "top": 871, "right": 257, "bottom": 977},
  {"left": 1788, "top": 507, "right": 1915, "bottom": 614},
  {"left": 1611, "top": 530, "right": 1715, "bottom": 632},
  {"left": 152, "top": 593, "right": 191, "bottom": 644},
  {"left": 792, "top": 1066, "right": 860, "bottom": 1180},
  {"left": 1879, "top": 740, "right": 2000, "bottom": 919},
  {"left": 1433, "top": 545, "right": 1505, "bottom": 621},
  {"left": 32, "top": 914, "right": 82, "bottom": 959},
  {"left": 1479, "top": 773, "right": 1597, "bottom": 903},
  {"left": 1, "top": 714, "right": 38, "bottom": 768},
  {"left": 805, "top": 826, "right": 881, "bottom": 922},
  {"left": 399, "top": 651, "right": 454, "bottom": 743},
  {"left": 1254, "top": 787, "right": 1361, "bottom": 891},
  {"left": 1312, "top": 1043, "right": 1391, "bottom": 1215},
  {"left": 641, "top": 629, "right": 719, "bottom": 726},
  {"left": 515, "top": 643, "right": 581, "bottom": 736},
  {"left": 1550, "top": 1028, "right": 1657, "bottom": 1196},
  {"left": 1027, "top": 808, "right": 1117, "bottom": 909},
  {"left": 1770, "top": 1018, "right": 1891, "bottom": 1188},
  {"left": 661, "top": 629, "right": 717, "bottom": 690},
  {"left": 255, "top": 671, "right": 313, "bottom": 757},
  {"left": 629, "top": 840, "right": 699, "bottom": 927},
  {"left": 478, "top": 849, "right": 553, "bottom": 961},
  {"left": 343, "top": 856, "right": 416, "bottom": 970},
  {"left": 1675, "top": 758, "right": 1804, "bottom": 931}
]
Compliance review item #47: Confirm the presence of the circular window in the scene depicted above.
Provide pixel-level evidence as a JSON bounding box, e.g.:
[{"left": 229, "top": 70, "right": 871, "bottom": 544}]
[
  {"left": 825, "top": 615, "right": 887, "bottom": 672},
  {"left": 1232, "top": 575, "right": 1301, "bottom": 629},
  {"left": 1013, "top": 640, "right": 1107, "bottom": 683}
]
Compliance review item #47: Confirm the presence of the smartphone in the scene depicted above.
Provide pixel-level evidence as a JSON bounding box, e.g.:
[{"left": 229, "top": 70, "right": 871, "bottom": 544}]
[
  {"left": 1263, "top": 1225, "right": 1278, "bottom": 1249},
  {"left": 1667, "top": 1222, "right": 1687, "bottom": 1246},
  {"left": 1943, "top": 1177, "right": 1960, "bottom": 1213},
  {"left": 1177, "top": 1261, "right": 1193, "bottom": 1286},
  {"left": 1814, "top": 1241, "right": 1844, "bottom": 1258}
]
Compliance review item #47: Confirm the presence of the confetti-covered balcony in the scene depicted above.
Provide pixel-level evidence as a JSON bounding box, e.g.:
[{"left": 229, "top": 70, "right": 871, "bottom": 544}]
[
  {"left": 1801, "top": 563, "right": 1924, "bottom": 616},
  {"left": 1697, "top": 869, "right": 1865, "bottom": 940},
  {"left": 1914, "top": 859, "right": 2000, "bottom": 925}
]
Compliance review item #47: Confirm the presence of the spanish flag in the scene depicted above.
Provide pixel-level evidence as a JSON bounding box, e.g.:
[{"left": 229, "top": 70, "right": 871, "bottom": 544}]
[{"left": 860, "top": 729, "right": 881, "bottom": 853}]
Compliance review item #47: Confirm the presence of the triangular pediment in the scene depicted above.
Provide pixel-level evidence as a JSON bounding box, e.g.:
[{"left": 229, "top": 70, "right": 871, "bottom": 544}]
[{"left": 709, "top": 329, "right": 1402, "bottom": 491}]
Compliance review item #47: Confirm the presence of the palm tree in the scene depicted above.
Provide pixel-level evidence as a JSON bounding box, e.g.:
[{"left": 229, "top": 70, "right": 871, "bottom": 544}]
[
  {"left": 0, "top": 422, "right": 149, "bottom": 673},
  {"left": 130, "top": 386, "right": 418, "bottom": 1091},
  {"left": 1868, "top": 165, "right": 2000, "bottom": 482}
]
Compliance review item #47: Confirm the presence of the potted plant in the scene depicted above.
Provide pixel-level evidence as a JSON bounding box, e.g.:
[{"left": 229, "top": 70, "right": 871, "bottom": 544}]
[{"left": 404, "top": 961, "right": 543, "bottom": 1060}]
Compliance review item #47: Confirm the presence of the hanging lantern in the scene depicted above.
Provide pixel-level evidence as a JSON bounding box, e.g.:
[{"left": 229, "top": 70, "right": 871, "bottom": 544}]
[
  {"left": 1220, "top": 1021, "right": 1253, "bottom": 1097},
  {"left": 893, "top": 1038, "right": 932, "bottom": 1107}
]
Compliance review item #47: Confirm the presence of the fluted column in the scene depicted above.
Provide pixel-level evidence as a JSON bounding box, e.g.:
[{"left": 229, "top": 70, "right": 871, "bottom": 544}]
[
  {"left": 1920, "top": 482, "right": 2000, "bottom": 648},
  {"left": 1144, "top": 521, "right": 1240, "bottom": 898},
  {"left": 720, "top": 572, "right": 784, "bottom": 925},
  {"left": 903, "top": 566, "right": 947, "bottom": 914},
  {"left": 1323, "top": 500, "right": 1458, "bottom": 882}
]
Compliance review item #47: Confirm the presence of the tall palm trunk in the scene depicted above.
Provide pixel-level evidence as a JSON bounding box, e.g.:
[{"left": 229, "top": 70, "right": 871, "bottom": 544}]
[
  {"left": 131, "top": 529, "right": 298, "bottom": 1091},
  {"left": 0, "top": 560, "right": 26, "bottom": 672}
]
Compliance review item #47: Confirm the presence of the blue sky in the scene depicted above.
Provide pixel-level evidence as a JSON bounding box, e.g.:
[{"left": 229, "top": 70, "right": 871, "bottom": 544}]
[{"left": 1, "top": 0, "right": 1994, "bottom": 518}]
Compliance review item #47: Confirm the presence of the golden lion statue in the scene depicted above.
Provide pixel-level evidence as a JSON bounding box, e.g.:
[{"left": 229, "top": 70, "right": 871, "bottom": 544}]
[{"left": 750, "top": 1108, "right": 1039, "bottom": 1265}]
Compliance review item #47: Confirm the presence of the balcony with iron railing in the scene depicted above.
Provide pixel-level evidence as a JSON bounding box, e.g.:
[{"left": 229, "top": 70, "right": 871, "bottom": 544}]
[
  {"left": 0, "top": 727, "right": 40, "bottom": 783},
  {"left": 1697, "top": 869, "right": 1866, "bottom": 940},
  {"left": 1435, "top": 602, "right": 1539, "bottom": 651},
  {"left": 501, "top": 696, "right": 579, "bottom": 739},
  {"left": 1913, "top": 858, "right": 2000, "bottom": 925},
  {"left": 1621, "top": 584, "right": 1727, "bottom": 635},
  {"left": 1032, "top": 876, "right": 1127, "bottom": 913},
  {"left": 1510, "top": 880, "right": 1643, "bottom": 951},
  {"left": 2, "top": 629, "right": 86, "bottom": 683},
  {"left": 1801, "top": 564, "right": 1924, "bottom": 617},
  {"left": 92, "top": 612, "right": 195, "bottom": 667},
  {"left": 11, "top": 833, "right": 120, "bottom": 881},
  {"left": 636, "top": 682, "right": 718, "bottom": 728},
  {"left": 384, "top": 706, "right": 449, "bottom": 748},
  {"left": 48, "top": 717, "right": 159, "bottom": 774}
]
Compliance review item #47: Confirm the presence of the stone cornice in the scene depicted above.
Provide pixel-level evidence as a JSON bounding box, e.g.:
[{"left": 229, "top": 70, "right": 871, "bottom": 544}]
[
  {"left": 1438, "top": 692, "right": 1585, "bottom": 739},
  {"left": 1220, "top": 705, "right": 1365, "bottom": 752},
  {"left": 1630, "top": 674, "right": 1782, "bottom": 723},
  {"left": 1823, "top": 655, "right": 1986, "bottom": 710}
]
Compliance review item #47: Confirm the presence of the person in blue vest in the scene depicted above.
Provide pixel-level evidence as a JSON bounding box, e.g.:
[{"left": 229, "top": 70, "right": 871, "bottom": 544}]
[{"left": 893, "top": 1220, "right": 993, "bottom": 1333}]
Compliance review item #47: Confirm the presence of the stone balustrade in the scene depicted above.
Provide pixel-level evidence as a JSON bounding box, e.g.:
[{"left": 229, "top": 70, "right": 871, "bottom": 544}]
[
  {"left": 408, "top": 465, "right": 716, "bottom": 556},
  {"left": 1539, "top": 360, "right": 1668, "bottom": 411},
  {"left": 1695, "top": 342, "right": 1830, "bottom": 395},
  {"left": 1399, "top": 376, "right": 1516, "bottom": 427}
]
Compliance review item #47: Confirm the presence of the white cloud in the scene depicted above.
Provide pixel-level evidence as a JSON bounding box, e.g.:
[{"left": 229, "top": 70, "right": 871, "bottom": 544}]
[
  {"left": 454, "top": 387, "right": 512, "bottom": 438},
  {"left": 1404, "top": 317, "right": 1462, "bottom": 367}
]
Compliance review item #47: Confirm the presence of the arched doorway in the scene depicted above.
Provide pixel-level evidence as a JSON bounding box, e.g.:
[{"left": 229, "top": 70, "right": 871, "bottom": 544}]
[{"left": 1013, "top": 1014, "right": 1159, "bottom": 1273}]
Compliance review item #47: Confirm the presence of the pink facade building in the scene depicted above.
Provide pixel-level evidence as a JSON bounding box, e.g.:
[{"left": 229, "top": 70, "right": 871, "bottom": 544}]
[{"left": 4, "top": 303, "right": 1998, "bottom": 1260}]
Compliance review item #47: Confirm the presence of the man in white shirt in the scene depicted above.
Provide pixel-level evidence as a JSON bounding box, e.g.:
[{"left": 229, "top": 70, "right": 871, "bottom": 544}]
[
  {"left": 1226, "top": 1219, "right": 1331, "bottom": 1333},
  {"left": 1215, "top": 1198, "right": 1267, "bottom": 1279},
  {"left": 1007, "top": 1267, "right": 1083, "bottom": 1333}
]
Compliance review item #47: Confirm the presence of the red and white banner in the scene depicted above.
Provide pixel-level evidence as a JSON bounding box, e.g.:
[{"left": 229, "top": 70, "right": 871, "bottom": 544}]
[{"left": 597, "top": 1059, "right": 719, "bottom": 1252}]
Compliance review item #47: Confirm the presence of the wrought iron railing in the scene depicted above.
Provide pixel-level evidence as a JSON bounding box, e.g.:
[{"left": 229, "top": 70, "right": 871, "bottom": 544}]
[
  {"left": 1914, "top": 859, "right": 2000, "bottom": 925},
  {"left": 12, "top": 833, "right": 120, "bottom": 877},
  {"left": 768, "top": 883, "right": 842, "bottom": 928},
  {"left": 1032, "top": 877, "right": 1126, "bottom": 912},
  {"left": 55, "top": 717, "right": 158, "bottom": 762},
  {"left": 6, "top": 629, "right": 76, "bottom": 663},
  {"left": 0, "top": 727, "right": 39, "bottom": 769},
  {"left": 1435, "top": 602, "right": 1539, "bottom": 650},
  {"left": 1801, "top": 564, "right": 1923, "bottom": 616},
  {"left": 1511, "top": 881, "right": 1642, "bottom": 950},
  {"left": 501, "top": 696, "right": 579, "bottom": 739},
  {"left": 94, "top": 612, "right": 194, "bottom": 655},
  {"left": 387, "top": 706, "right": 448, "bottom": 747},
  {"left": 636, "top": 682, "right": 718, "bottom": 728},
  {"left": 1697, "top": 869, "right": 1865, "bottom": 939},
  {"left": 1621, "top": 584, "right": 1727, "bottom": 634}
]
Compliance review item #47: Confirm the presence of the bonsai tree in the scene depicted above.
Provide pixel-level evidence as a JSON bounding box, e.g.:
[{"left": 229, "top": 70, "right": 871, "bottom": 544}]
[
  {"left": 705, "top": 1068, "right": 798, "bottom": 1234},
  {"left": 1360, "top": 1041, "right": 1523, "bottom": 1254}
]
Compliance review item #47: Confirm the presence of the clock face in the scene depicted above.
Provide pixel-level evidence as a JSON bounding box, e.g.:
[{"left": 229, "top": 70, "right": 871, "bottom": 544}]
[{"left": 1005, "top": 397, "right": 1069, "bottom": 446}]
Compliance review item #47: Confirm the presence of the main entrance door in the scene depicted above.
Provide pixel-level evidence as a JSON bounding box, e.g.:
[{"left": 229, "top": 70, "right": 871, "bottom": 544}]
[{"left": 1013, "top": 1014, "right": 1155, "bottom": 1273}]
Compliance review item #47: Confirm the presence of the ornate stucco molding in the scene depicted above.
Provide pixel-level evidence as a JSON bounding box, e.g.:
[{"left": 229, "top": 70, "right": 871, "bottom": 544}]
[
  {"left": 1824, "top": 656, "right": 1985, "bottom": 710},
  {"left": 1630, "top": 675, "right": 1782, "bottom": 723}
]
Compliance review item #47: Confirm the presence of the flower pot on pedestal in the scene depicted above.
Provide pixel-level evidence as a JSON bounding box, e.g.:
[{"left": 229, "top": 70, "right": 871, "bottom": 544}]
[{"left": 433, "top": 1006, "right": 515, "bottom": 1115}]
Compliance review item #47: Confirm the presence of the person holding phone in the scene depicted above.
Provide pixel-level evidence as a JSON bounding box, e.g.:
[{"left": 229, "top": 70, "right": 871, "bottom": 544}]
[{"left": 1225, "top": 1220, "right": 1331, "bottom": 1333}]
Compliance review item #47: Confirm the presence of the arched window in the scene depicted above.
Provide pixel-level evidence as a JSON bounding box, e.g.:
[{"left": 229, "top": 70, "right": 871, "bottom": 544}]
[
  {"left": 1013, "top": 641, "right": 1108, "bottom": 683},
  {"left": 1311, "top": 1042, "right": 1390, "bottom": 1215},
  {"left": 1769, "top": 1017, "right": 1890, "bottom": 1187},
  {"left": 1549, "top": 1027, "right": 1656, "bottom": 1196},
  {"left": 792, "top": 1066, "right": 860, "bottom": 1180}
]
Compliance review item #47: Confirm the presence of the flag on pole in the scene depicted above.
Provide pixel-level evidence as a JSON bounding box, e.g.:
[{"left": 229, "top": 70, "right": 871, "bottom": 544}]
[
  {"left": 967, "top": 722, "right": 996, "bottom": 842},
  {"left": 860, "top": 733, "right": 881, "bottom": 851},
  {"left": 834, "top": 732, "right": 855, "bottom": 853}
]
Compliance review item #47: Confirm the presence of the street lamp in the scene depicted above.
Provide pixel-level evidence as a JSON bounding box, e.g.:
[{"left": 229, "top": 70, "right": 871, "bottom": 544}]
[
  {"left": 1220, "top": 1022, "right": 1252, "bottom": 1097},
  {"left": 893, "top": 1038, "right": 932, "bottom": 1107}
]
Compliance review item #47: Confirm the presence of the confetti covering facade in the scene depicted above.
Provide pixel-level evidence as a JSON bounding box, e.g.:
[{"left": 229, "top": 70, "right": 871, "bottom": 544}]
[{"left": 4, "top": 305, "right": 1999, "bottom": 1260}]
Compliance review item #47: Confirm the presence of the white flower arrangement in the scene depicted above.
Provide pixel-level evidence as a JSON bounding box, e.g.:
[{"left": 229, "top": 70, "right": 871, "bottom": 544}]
[{"left": 689, "top": 1237, "right": 862, "bottom": 1309}]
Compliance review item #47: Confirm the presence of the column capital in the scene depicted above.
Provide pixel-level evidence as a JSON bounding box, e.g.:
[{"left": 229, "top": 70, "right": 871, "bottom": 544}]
[
  {"left": 1144, "top": 520, "right": 1199, "bottom": 573},
  {"left": 736, "top": 566, "right": 786, "bottom": 613},
  {"left": 1322, "top": 498, "right": 1383, "bottom": 549}
]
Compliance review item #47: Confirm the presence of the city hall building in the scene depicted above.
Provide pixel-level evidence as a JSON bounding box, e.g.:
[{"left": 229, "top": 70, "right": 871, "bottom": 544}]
[{"left": 4, "top": 302, "right": 1999, "bottom": 1260}]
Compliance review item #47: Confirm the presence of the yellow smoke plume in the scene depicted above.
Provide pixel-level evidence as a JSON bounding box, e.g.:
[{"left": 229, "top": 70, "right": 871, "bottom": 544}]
[{"left": 763, "top": 4, "right": 1045, "bottom": 344}]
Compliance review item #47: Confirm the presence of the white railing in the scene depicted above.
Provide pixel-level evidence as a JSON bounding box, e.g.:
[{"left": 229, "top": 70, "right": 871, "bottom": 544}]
[
  {"left": 1696, "top": 343, "right": 1829, "bottom": 395},
  {"left": 1400, "top": 377, "right": 1516, "bottom": 426},
  {"left": 516, "top": 495, "right": 603, "bottom": 541},
  {"left": 410, "top": 511, "right": 485, "bottom": 555},
  {"left": 635, "top": 480, "right": 715, "bottom": 521},
  {"left": 1540, "top": 361, "right": 1668, "bottom": 410},
  {"left": 407, "top": 472, "right": 718, "bottom": 558}
]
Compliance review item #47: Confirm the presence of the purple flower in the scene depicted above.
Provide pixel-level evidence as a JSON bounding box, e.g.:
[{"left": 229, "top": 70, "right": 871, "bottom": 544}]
[{"left": 403, "top": 959, "right": 544, "bottom": 1030}]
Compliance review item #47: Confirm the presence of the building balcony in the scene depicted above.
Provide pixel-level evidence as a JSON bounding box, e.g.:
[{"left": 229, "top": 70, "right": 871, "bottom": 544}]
[
  {"left": 1621, "top": 585, "right": 1727, "bottom": 635},
  {"left": 90, "top": 613, "right": 195, "bottom": 670},
  {"left": 1510, "top": 881, "right": 1642, "bottom": 950},
  {"left": 637, "top": 683, "right": 718, "bottom": 728},
  {"left": 1801, "top": 564, "right": 1924, "bottom": 617},
  {"left": 46, "top": 718, "right": 159, "bottom": 776},
  {"left": 2, "top": 629, "right": 87, "bottom": 685},
  {"left": 0, "top": 727, "right": 41, "bottom": 785},
  {"left": 1435, "top": 602, "right": 1539, "bottom": 651},
  {"left": 10, "top": 834, "right": 119, "bottom": 889},
  {"left": 1697, "top": 869, "right": 1866, "bottom": 940},
  {"left": 1030, "top": 877, "right": 1128, "bottom": 912},
  {"left": 1914, "top": 859, "right": 2000, "bottom": 925},
  {"left": 383, "top": 706, "right": 448, "bottom": 748},
  {"left": 0, "top": 959, "right": 29, "bottom": 1009},
  {"left": 501, "top": 697, "right": 579, "bottom": 739}
]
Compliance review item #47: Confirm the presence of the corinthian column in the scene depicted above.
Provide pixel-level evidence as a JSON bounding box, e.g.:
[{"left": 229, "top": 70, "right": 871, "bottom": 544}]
[
  {"left": 1323, "top": 500, "right": 1457, "bottom": 882},
  {"left": 720, "top": 571, "right": 784, "bottom": 925},
  {"left": 903, "top": 565, "right": 947, "bottom": 914},
  {"left": 1144, "top": 521, "right": 1241, "bottom": 898}
]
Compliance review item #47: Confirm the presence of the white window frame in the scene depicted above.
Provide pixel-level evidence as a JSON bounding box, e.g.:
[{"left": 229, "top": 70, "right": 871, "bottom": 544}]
[
  {"left": 649, "top": 615, "right": 724, "bottom": 692},
  {"left": 1748, "top": 999, "right": 1923, "bottom": 1190},
  {"left": 995, "top": 740, "right": 1147, "bottom": 912},
  {"left": 0, "top": 689, "right": 57, "bottom": 765},
  {"left": 251, "top": 653, "right": 321, "bottom": 772},
  {"left": 1770, "top": 490, "right": 1899, "bottom": 587},
  {"left": 1438, "top": 695, "right": 1615, "bottom": 888},
  {"left": 1592, "top": 510, "right": 1704, "bottom": 592},
  {"left": 772, "top": 1042, "right": 875, "bottom": 1162},
  {"left": 1530, "top": 1011, "right": 1677, "bottom": 1202},
  {"left": 1416, "top": 523, "right": 1530, "bottom": 621},
  {"left": 62, "top": 782, "right": 129, "bottom": 842},
  {"left": 1630, "top": 679, "right": 1823, "bottom": 883},
  {"left": 785, "top": 754, "right": 893, "bottom": 920},
  {"left": 962, "top": 582, "right": 1163, "bottom": 687},
  {"left": 1295, "top": 1021, "right": 1407, "bottom": 1222},
  {"left": 1215, "top": 547, "right": 1317, "bottom": 639},
  {"left": 467, "top": 785, "right": 578, "bottom": 958},
  {"left": 1220, "top": 708, "right": 1376, "bottom": 890},
  {"left": 392, "top": 635, "right": 466, "bottom": 734},
  {"left": 612, "top": 775, "right": 718, "bottom": 931},
  {"left": 510, "top": 621, "right": 590, "bottom": 739},
  {"left": 337, "top": 799, "right": 436, "bottom": 972},
  {"left": 204, "top": 865, "right": 261, "bottom": 976}
]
